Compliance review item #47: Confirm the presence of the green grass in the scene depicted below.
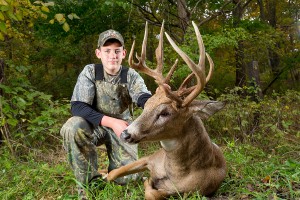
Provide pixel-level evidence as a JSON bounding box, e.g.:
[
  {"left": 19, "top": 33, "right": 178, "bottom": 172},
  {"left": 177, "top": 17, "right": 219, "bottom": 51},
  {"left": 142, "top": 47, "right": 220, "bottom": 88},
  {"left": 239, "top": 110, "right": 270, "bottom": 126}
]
[
  {"left": 0, "top": 136, "right": 299, "bottom": 200},
  {"left": 219, "top": 142, "right": 300, "bottom": 199},
  {"left": 0, "top": 149, "right": 76, "bottom": 200}
]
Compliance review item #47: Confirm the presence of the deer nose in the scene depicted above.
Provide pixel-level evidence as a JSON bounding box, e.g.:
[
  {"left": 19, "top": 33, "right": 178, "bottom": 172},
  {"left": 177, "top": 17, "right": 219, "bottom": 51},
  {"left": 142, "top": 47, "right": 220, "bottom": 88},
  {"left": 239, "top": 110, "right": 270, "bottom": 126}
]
[{"left": 120, "top": 130, "right": 131, "bottom": 141}]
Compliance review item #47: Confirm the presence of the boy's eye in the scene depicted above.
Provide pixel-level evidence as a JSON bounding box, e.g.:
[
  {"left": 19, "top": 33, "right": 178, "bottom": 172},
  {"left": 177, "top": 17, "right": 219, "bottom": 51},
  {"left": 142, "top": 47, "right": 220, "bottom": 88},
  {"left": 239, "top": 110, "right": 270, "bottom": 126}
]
[{"left": 103, "top": 50, "right": 121, "bottom": 54}]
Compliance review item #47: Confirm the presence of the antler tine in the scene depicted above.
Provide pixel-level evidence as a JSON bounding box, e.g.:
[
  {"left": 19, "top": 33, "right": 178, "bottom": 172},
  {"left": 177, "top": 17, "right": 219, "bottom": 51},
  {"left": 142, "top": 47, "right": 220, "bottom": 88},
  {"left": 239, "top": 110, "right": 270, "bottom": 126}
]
[
  {"left": 178, "top": 52, "right": 214, "bottom": 97},
  {"left": 155, "top": 20, "right": 164, "bottom": 75},
  {"left": 193, "top": 21, "right": 214, "bottom": 85},
  {"left": 205, "top": 53, "right": 214, "bottom": 83},
  {"left": 165, "top": 21, "right": 210, "bottom": 107},
  {"left": 128, "top": 21, "right": 165, "bottom": 84},
  {"left": 164, "top": 59, "right": 178, "bottom": 84},
  {"left": 194, "top": 21, "right": 206, "bottom": 73},
  {"left": 180, "top": 73, "right": 195, "bottom": 88}
]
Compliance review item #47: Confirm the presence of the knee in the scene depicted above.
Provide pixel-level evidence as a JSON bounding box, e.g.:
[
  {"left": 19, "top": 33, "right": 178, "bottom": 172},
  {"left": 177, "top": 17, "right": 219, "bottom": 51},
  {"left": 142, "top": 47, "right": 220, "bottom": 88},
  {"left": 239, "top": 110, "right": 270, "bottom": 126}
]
[{"left": 60, "top": 116, "right": 93, "bottom": 138}]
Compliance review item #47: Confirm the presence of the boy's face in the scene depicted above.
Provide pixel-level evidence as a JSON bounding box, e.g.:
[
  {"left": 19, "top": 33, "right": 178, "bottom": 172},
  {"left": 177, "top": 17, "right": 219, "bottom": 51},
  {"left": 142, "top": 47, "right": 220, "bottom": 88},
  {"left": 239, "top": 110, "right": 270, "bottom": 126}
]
[{"left": 95, "top": 41, "right": 126, "bottom": 75}]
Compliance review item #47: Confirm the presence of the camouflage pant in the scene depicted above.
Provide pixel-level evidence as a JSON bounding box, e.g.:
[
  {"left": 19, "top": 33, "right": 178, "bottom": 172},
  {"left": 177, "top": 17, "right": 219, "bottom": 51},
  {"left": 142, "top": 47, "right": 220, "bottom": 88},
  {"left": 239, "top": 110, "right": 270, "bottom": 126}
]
[{"left": 60, "top": 116, "right": 139, "bottom": 185}]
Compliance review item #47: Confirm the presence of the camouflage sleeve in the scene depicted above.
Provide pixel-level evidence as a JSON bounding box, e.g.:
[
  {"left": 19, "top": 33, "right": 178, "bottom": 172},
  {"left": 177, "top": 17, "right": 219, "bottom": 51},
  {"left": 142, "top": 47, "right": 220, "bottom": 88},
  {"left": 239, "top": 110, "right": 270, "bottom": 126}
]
[
  {"left": 127, "top": 68, "right": 152, "bottom": 104},
  {"left": 71, "top": 64, "right": 96, "bottom": 105}
]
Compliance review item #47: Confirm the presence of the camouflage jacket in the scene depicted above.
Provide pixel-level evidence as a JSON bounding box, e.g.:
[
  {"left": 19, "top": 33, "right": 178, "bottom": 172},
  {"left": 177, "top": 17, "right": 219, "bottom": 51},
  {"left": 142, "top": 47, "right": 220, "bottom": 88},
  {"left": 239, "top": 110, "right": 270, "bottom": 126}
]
[{"left": 71, "top": 64, "right": 151, "bottom": 127}]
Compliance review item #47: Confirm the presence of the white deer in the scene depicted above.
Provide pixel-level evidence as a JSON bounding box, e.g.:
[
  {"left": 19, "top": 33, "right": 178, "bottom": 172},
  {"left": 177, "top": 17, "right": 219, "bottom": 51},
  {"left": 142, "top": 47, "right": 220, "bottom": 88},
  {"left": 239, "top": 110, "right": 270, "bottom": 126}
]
[{"left": 107, "top": 21, "right": 226, "bottom": 200}]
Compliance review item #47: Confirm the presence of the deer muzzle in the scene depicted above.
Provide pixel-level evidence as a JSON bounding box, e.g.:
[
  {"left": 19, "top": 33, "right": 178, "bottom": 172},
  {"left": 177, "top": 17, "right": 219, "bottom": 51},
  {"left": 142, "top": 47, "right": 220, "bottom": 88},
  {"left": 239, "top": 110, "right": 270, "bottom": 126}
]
[{"left": 120, "top": 129, "right": 136, "bottom": 143}]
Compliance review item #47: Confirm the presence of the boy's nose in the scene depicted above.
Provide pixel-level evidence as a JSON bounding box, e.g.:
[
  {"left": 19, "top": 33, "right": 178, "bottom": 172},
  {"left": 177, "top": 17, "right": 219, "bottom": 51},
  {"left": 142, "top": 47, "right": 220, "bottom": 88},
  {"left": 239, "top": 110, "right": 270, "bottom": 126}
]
[{"left": 109, "top": 51, "right": 117, "bottom": 57}]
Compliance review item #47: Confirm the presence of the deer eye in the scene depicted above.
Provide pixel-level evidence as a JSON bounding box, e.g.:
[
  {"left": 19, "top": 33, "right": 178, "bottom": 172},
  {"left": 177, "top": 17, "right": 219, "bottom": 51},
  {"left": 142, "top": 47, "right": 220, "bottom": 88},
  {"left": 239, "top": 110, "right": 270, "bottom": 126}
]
[{"left": 159, "top": 110, "right": 170, "bottom": 118}]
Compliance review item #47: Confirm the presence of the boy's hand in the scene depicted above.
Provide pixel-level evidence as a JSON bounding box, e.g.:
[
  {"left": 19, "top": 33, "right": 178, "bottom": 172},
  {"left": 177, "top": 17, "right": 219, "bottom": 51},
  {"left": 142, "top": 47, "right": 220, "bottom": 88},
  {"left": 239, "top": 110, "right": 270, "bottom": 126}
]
[{"left": 101, "top": 116, "right": 129, "bottom": 138}]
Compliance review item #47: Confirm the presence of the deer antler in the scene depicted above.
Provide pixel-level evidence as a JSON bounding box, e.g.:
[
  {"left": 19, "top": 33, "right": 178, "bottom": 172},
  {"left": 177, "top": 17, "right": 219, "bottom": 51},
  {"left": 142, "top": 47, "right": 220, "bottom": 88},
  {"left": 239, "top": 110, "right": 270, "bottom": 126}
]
[
  {"left": 165, "top": 21, "right": 214, "bottom": 107},
  {"left": 128, "top": 21, "right": 183, "bottom": 104},
  {"left": 129, "top": 21, "right": 166, "bottom": 84},
  {"left": 129, "top": 21, "right": 214, "bottom": 107}
]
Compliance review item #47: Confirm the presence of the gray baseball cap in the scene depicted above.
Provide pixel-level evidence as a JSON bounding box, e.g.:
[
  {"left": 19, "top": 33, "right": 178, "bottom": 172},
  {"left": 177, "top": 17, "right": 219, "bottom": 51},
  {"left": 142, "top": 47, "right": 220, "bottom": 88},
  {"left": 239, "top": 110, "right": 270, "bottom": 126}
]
[{"left": 97, "top": 29, "right": 124, "bottom": 48}]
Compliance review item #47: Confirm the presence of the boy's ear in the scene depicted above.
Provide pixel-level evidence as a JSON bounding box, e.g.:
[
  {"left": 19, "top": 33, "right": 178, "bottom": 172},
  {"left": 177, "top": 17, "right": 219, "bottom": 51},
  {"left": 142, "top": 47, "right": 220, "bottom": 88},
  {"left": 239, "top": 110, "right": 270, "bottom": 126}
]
[
  {"left": 122, "top": 49, "right": 127, "bottom": 58},
  {"left": 95, "top": 49, "right": 101, "bottom": 59}
]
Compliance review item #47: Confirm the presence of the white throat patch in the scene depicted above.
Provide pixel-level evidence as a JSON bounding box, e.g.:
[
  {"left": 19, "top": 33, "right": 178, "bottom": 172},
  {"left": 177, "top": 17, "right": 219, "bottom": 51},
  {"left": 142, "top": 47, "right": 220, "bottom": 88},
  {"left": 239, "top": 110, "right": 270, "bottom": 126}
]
[{"left": 160, "top": 139, "right": 178, "bottom": 151}]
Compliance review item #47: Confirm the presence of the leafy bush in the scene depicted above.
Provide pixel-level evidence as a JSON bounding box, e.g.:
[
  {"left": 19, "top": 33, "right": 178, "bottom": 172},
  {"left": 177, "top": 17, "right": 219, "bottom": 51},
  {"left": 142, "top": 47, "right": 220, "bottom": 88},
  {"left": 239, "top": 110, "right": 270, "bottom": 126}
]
[
  {"left": 207, "top": 87, "right": 300, "bottom": 154},
  {"left": 0, "top": 64, "right": 70, "bottom": 155},
  {"left": 208, "top": 88, "right": 298, "bottom": 133}
]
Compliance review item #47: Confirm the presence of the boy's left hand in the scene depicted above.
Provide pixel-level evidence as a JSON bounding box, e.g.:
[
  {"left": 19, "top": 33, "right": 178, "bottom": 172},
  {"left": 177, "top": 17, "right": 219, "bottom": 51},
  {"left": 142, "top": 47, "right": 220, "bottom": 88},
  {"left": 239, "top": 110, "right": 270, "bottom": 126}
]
[{"left": 101, "top": 116, "right": 129, "bottom": 138}]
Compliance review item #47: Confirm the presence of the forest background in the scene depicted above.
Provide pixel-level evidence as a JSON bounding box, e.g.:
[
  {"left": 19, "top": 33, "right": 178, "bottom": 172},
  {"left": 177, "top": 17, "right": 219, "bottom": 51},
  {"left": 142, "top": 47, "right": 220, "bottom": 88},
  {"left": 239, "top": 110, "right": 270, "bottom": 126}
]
[{"left": 0, "top": 0, "right": 299, "bottom": 199}]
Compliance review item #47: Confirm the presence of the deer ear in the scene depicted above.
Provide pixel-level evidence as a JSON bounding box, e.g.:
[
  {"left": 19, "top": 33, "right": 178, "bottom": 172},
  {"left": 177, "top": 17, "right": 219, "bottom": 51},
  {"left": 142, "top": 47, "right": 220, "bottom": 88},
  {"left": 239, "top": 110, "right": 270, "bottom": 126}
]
[{"left": 189, "top": 100, "right": 225, "bottom": 119}]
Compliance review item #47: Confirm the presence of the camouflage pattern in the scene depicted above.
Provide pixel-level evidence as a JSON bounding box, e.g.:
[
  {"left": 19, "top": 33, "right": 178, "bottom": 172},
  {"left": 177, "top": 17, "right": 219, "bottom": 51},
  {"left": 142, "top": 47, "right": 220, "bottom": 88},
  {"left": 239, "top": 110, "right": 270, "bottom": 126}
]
[
  {"left": 60, "top": 116, "right": 99, "bottom": 184},
  {"left": 95, "top": 80, "right": 132, "bottom": 120},
  {"left": 61, "top": 64, "right": 151, "bottom": 186},
  {"left": 97, "top": 29, "right": 124, "bottom": 48},
  {"left": 71, "top": 64, "right": 150, "bottom": 106}
]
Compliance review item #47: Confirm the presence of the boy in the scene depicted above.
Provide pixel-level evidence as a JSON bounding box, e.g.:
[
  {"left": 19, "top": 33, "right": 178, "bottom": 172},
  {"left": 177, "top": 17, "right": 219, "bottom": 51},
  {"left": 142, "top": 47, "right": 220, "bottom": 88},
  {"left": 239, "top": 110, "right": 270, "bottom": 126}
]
[{"left": 60, "top": 29, "right": 152, "bottom": 199}]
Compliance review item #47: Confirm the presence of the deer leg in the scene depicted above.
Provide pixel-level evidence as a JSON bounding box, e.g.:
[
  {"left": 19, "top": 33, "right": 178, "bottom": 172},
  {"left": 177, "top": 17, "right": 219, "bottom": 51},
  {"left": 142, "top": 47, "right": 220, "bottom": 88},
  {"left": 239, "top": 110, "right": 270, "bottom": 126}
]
[
  {"left": 98, "top": 169, "right": 108, "bottom": 177},
  {"left": 107, "top": 156, "right": 149, "bottom": 181},
  {"left": 144, "top": 178, "right": 169, "bottom": 200}
]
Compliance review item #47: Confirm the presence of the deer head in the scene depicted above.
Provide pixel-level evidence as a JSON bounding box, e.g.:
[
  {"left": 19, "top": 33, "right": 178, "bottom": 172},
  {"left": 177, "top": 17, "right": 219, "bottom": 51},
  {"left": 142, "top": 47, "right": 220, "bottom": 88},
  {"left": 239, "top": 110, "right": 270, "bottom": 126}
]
[{"left": 121, "top": 21, "right": 218, "bottom": 144}]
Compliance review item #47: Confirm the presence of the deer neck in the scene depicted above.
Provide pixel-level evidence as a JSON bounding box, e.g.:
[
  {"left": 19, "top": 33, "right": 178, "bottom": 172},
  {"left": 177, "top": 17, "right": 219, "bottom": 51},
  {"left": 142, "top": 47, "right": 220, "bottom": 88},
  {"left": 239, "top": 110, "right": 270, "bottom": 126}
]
[
  {"left": 161, "top": 115, "right": 214, "bottom": 167},
  {"left": 160, "top": 139, "right": 179, "bottom": 151}
]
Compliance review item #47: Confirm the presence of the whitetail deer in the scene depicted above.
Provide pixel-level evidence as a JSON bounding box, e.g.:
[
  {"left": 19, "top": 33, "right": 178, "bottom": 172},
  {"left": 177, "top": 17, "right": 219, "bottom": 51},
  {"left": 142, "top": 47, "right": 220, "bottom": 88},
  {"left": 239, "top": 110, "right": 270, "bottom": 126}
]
[{"left": 107, "top": 21, "right": 226, "bottom": 199}]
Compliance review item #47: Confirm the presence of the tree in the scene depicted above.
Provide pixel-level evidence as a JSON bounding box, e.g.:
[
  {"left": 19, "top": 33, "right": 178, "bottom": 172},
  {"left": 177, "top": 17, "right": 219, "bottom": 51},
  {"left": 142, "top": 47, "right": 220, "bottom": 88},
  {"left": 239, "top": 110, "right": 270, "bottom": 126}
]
[
  {"left": 256, "top": 0, "right": 300, "bottom": 93},
  {"left": 231, "top": 0, "right": 254, "bottom": 88}
]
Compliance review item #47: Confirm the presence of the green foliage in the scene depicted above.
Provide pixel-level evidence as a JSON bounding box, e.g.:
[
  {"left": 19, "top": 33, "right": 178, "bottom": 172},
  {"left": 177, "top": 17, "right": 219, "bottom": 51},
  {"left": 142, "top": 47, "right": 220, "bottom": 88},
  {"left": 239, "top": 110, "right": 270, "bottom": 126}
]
[
  {"left": 209, "top": 88, "right": 300, "bottom": 142},
  {"left": 201, "top": 27, "right": 251, "bottom": 52},
  {"left": 161, "top": 26, "right": 250, "bottom": 92},
  {"left": 0, "top": 63, "right": 70, "bottom": 152},
  {"left": 35, "top": 0, "right": 130, "bottom": 42},
  {"left": 239, "top": 19, "right": 272, "bottom": 33},
  {"left": 0, "top": 0, "right": 79, "bottom": 40},
  {"left": 28, "top": 36, "right": 83, "bottom": 99},
  {"left": 0, "top": 0, "right": 53, "bottom": 40}
]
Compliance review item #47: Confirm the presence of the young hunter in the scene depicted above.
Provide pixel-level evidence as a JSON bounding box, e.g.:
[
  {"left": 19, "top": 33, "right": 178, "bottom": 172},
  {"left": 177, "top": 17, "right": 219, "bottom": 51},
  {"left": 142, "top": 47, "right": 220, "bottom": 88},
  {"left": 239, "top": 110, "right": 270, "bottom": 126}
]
[{"left": 60, "top": 29, "right": 152, "bottom": 199}]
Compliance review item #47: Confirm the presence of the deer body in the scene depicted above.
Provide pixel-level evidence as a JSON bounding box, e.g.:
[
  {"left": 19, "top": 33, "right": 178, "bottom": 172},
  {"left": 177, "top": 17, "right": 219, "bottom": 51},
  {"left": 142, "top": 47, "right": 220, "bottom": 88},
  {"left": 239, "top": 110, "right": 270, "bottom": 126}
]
[
  {"left": 108, "top": 93, "right": 226, "bottom": 198},
  {"left": 146, "top": 113, "right": 226, "bottom": 196},
  {"left": 107, "top": 21, "right": 226, "bottom": 199}
]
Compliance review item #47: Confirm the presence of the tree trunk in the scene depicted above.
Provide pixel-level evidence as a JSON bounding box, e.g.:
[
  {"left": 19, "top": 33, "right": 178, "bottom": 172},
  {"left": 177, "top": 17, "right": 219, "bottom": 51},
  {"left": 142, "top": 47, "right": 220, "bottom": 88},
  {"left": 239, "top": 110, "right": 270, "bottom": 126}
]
[
  {"left": 232, "top": 0, "right": 247, "bottom": 88},
  {"left": 234, "top": 42, "right": 247, "bottom": 87},
  {"left": 268, "top": 46, "right": 281, "bottom": 76},
  {"left": 248, "top": 61, "right": 263, "bottom": 101},
  {"left": 266, "top": 0, "right": 281, "bottom": 76},
  {"left": 0, "top": 59, "right": 4, "bottom": 93},
  {"left": 177, "top": 0, "right": 190, "bottom": 35},
  {"left": 257, "top": 0, "right": 266, "bottom": 21},
  {"left": 247, "top": 61, "right": 263, "bottom": 135},
  {"left": 0, "top": 59, "right": 4, "bottom": 145}
]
